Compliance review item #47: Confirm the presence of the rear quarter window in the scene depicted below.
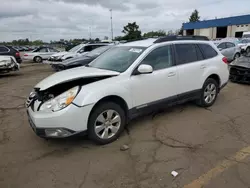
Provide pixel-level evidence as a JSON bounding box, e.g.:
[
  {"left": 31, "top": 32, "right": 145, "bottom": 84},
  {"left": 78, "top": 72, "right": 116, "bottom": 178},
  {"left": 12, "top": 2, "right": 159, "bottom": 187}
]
[{"left": 198, "top": 43, "right": 218, "bottom": 59}]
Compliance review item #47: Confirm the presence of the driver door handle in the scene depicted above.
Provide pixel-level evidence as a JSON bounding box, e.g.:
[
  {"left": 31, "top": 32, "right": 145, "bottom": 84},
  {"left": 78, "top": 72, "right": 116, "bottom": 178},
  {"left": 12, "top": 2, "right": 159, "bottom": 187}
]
[{"left": 168, "top": 72, "right": 176, "bottom": 77}]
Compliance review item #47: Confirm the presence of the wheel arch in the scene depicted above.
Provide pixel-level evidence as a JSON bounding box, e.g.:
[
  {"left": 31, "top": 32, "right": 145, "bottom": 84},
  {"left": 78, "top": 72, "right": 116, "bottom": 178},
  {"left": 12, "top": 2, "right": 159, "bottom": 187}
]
[
  {"left": 33, "top": 55, "right": 42, "bottom": 62},
  {"left": 206, "top": 74, "right": 221, "bottom": 87},
  {"left": 88, "top": 95, "right": 130, "bottom": 124}
]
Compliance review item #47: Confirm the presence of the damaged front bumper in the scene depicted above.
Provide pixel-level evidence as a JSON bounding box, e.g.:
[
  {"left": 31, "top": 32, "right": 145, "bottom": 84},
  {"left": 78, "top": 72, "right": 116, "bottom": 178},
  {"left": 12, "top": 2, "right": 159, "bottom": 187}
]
[
  {"left": 229, "top": 66, "right": 250, "bottom": 83},
  {"left": 26, "top": 103, "right": 94, "bottom": 138},
  {"left": 0, "top": 61, "right": 20, "bottom": 73}
]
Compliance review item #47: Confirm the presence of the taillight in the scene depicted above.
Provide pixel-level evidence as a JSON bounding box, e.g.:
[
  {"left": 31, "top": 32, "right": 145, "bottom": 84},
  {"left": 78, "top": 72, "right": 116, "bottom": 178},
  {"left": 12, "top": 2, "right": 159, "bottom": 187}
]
[
  {"left": 222, "top": 57, "right": 228, "bottom": 64},
  {"left": 16, "top": 52, "right": 20, "bottom": 57},
  {"left": 24, "top": 54, "right": 28, "bottom": 56}
]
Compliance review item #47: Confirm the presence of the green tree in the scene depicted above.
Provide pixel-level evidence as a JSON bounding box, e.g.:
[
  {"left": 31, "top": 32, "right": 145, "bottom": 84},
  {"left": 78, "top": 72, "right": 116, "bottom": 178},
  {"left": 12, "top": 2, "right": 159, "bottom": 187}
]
[
  {"left": 122, "top": 22, "right": 141, "bottom": 41},
  {"left": 143, "top": 30, "right": 166, "bottom": 38},
  {"left": 189, "top": 9, "right": 200, "bottom": 22},
  {"left": 114, "top": 36, "right": 124, "bottom": 41},
  {"left": 95, "top": 38, "right": 100, "bottom": 42},
  {"left": 178, "top": 24, "right": 184, "bottom": 35},
  {"left": 32, "top": 40, "right": 43, "bottom": 46}
]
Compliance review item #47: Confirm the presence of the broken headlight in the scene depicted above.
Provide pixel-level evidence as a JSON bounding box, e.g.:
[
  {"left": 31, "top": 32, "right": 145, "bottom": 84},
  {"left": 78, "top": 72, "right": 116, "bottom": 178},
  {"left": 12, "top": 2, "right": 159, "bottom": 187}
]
[{"left": 40, "top": 86, "right": 80, "bottom": 112}]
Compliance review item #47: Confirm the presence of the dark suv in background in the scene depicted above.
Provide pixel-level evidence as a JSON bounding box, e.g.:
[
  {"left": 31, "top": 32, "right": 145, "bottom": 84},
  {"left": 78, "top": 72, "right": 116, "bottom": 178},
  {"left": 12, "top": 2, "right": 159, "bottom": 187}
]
[{"left": 0, "top": 45, "right": 22, "bottom": 64}]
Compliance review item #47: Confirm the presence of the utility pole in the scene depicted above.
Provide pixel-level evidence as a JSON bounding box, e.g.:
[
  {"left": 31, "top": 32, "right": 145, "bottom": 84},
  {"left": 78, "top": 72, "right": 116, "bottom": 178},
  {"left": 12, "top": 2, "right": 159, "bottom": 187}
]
[
  {"left": 89, "top": 26, "right": 92, "bottom": 41},
  {"left": 110, "top": 9, "right": 114, "bottom": 41}
]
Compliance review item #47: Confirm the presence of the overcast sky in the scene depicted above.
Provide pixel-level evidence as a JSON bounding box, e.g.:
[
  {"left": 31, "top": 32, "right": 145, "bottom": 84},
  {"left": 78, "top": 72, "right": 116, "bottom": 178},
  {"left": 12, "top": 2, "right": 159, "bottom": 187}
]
[{"left": 1, "top": 0, "right": 250, "bottom": 42}]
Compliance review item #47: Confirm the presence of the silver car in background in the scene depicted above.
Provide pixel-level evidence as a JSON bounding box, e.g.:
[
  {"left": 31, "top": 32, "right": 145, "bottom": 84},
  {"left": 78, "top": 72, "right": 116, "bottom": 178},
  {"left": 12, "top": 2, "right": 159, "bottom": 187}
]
[{"left": 216, "top": 41, "right": 241, "bottom": 62}]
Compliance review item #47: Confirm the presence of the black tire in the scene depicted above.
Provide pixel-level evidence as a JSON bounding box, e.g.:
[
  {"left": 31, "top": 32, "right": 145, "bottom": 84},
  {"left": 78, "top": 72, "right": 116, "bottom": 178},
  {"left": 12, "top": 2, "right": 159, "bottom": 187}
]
[
  {"left": 246, "top": 47, "right": 250, "bottom": 55},
  {"left": 234, "top": 53, "right": 240, "bottom": 60},
  {"left": 34, "top": 56, "right": 42, "bottom": 63},
  {"left": 88, "top": 102, "right": 126, "bottom": 145},
  {"left": 196, "top": 78, "right": 219, "bottom": 107}
]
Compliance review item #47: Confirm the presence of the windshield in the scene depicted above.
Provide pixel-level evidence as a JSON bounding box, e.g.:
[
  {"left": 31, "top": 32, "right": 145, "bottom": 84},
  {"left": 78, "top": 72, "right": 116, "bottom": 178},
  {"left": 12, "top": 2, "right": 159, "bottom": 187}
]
[
  {"left": 69, "top": 44, "right": 82, "bottom": 52},
  {"left": 86, "top": 46, "right": 111, "bottom": 57},
  {"left": 243, "top": 34, "right": 250, "bottom": 38},
  {"left": 89, "top": 46, "right": 146, "bottom": 72},
  {"left": 239, "top": 39, "right": 250, "bottom": 44}
]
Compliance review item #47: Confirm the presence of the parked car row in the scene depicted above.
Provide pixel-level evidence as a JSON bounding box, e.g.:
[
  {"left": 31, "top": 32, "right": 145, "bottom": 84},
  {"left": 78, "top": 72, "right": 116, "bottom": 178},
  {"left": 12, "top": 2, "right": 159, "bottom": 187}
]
[
  {"left": 13, "top": 46, "right": 36, "bottom": 52},
  {"left": 51, "top": 46, "right": 113, "bottom": 71},
  {"left": 213, "top": 37, "right": 250, "bottom": 62},
  {"left": 23, "top": 47, "right": 59, "bottom": 63},
  {"left": 0, "top": 45, "right": 22, "bottom": 64},
  {"left": 26, "top": 35, "right": 230, "bottom": 144}
]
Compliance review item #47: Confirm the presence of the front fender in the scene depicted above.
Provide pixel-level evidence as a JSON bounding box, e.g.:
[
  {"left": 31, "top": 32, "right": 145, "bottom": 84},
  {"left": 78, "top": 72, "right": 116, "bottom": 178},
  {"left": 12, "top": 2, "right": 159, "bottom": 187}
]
[{"left": 73, "top": 83, "right": 133, "bottom": 109}]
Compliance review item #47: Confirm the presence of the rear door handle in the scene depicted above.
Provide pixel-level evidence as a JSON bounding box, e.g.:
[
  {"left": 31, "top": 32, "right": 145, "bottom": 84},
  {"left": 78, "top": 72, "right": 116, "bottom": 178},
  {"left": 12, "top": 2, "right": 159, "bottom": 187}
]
[
  {"left": 168, "top": 72, "right": 176, "bottom": 77},
  {"left": 200, "top": 64, "right": 206, "bottom": 69}
]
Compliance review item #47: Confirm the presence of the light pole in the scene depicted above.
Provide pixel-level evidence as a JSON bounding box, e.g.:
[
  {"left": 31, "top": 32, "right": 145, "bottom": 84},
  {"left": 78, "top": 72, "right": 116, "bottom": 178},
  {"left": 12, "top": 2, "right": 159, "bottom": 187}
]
[{"left": 110, "top": 9, "right": 114, "bottom": 41}]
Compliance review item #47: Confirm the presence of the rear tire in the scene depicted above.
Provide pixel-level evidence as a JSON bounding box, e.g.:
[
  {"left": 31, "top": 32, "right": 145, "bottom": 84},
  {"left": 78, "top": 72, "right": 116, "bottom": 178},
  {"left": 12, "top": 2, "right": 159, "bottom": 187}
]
[
  {"left": 234, "top": 53, "right": 240, "bottom": 60},
  {"left": 196, "top": 78, "right": 219, "bottom": 107},
  {"left": 88, "top": 102, "right": 126, "bottom": 145},
  {"left": 34, "top": 56, "right": 42, "bottom": 63}
]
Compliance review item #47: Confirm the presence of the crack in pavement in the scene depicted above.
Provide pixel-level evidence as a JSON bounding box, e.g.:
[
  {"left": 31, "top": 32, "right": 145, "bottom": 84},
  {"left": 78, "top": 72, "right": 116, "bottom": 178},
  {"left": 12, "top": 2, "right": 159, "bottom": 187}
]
[
  {"left": 0, "top": 104, "right": 25, "bottom": 111},
  {"left": 78, "top": 161, "right": 91, "bottom": 188}
]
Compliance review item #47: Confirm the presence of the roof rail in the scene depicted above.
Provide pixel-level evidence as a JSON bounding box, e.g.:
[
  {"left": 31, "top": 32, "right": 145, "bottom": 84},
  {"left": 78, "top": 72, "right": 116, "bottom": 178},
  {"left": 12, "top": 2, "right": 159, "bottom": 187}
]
[{"left": 154, "top": 35, "right": 209, "bottom": 43}]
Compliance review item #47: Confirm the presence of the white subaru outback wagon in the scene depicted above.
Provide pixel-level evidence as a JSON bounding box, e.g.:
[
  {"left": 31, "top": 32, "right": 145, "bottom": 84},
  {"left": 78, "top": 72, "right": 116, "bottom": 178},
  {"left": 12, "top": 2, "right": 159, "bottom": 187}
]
[{"left": 26, "top": 36, "right": 229, "bottom": 144}]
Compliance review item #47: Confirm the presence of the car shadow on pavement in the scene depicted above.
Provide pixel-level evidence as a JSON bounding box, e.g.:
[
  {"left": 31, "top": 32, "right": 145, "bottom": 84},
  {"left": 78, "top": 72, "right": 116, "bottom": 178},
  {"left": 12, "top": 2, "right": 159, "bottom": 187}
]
[{"left": 0, "top": 73, "right": 23, "bottom": 78}]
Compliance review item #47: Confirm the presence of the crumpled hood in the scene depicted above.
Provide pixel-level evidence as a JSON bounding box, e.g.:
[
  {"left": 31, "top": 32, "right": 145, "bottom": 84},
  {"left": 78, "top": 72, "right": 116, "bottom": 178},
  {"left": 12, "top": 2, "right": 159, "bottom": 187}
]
[
  {"left": 35, "top": 67, "right": 120, "bottom": 90},
  {"left": 51, "top": 51, "right": 69, "bottom": 57},
  {"left": 60, "top": 56, "right": 93, "bottom": 66},
  {"left": 230, "top": 56, "right": 250, "bottom": 68}
]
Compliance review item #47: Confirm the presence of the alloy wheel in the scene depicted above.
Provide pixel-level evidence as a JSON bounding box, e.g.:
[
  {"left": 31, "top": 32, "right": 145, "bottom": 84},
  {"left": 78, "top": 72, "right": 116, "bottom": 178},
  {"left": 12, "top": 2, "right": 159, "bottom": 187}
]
[
  {"left": 94, "top": 109, "right": 121, "bottom": 139},
  {"left": 204, "top": 83, "right": 216, "bottom": 104},
  {"left": 36, "top": 57, "right": 42, "bottom": 63}
]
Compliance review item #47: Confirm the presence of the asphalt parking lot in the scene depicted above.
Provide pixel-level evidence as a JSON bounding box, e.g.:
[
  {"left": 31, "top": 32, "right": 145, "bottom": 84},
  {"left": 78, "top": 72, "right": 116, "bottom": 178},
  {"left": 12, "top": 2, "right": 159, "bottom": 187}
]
[{"left": 1, "top": 62, "right": 250, "bottom": 188}]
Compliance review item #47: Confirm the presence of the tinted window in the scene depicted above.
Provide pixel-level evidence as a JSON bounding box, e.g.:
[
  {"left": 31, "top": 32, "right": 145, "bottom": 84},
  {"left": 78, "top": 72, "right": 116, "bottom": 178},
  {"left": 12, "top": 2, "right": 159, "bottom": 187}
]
[
  {"left": 0, "top": 46, "right": 9, "bottom": 53},
  {"left": 195, "top": 45, "right": 204, "bottom": 61},
  {"left": 91, "top": 45, "right": 105, "bottom": 50},
  {"left": 84, "top": 46, "right": 92, "bottom": 52},
  {"left": 198, "top": 43, "right": 218, "bottom": 59},
  {"left": 175, "top": 44, "right": 199, "bottom": 65},
  {"left": 141, "top": 46, "right": 173, "bottom": 70},
  {"left": 217, "top": 43, "right": 226, "bottom": 49},
  {"left": 226, "top": 42, "right": 235, "bottom": 48},
  {"left": 38, "top": 48, "right": 48, "bottom": 52},
  {"left": 49, "top": 48, "right": 58, "bottom": 52}
]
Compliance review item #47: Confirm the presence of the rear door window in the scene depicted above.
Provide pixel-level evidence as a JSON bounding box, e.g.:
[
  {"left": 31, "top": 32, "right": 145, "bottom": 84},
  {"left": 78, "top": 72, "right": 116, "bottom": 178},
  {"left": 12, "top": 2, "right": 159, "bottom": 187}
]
[
  {"left": 175, "top": 44, "right": 201, "bottom": 65},
  {"left": 38, "top": 48, "right": 48, "bottom": 52},
  {"left": 198, "top": 43, "right": 218, "bottom": 59},
  {"left": 217, "top": 42, "right": 227, "bottom": 49},
  {"left": 0, "top": 46, "right": 9, "bottom": 53},
  {"left": 226, "top": 42, "right": 235, "bottom": 48}
]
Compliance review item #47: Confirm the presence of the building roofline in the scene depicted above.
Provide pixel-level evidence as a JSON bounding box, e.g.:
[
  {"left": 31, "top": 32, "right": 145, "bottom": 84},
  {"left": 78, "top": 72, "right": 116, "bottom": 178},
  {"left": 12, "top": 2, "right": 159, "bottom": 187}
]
[{"left": 183, "top": 14, "right": 250, "bottom": 30}]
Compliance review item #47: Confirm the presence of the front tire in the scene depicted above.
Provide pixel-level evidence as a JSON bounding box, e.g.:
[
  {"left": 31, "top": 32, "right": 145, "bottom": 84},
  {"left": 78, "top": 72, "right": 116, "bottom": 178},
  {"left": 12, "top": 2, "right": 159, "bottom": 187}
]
[
  {"left": 88, "top": 102, "right": 126, "bottom": 145},
  {"left": 246, "top": 47, "right": 250, "bottom": 55},
  {"left": 196, "top": 78, "right": 219, "bottom": 107}
]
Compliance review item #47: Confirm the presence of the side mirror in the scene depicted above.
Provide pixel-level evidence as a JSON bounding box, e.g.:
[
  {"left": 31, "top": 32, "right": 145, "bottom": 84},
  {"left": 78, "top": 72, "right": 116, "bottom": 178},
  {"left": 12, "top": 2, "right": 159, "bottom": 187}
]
[{"left": 137, "top": 64, "right": 153, "bottom": 74}]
